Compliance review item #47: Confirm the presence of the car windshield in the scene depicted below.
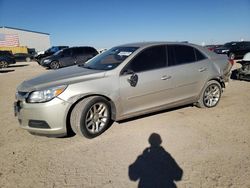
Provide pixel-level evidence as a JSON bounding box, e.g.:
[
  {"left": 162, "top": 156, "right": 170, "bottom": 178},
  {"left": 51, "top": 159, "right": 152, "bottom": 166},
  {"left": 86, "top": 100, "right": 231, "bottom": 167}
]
[
  {"left": 80, "top": 46, "right": 138, "bottom": 70},
  {"left": 224, "top": 42, "right": 237, "bottom": 47},
  {"left": 53, "top": 49, "right": 63, "bottom": 56}
]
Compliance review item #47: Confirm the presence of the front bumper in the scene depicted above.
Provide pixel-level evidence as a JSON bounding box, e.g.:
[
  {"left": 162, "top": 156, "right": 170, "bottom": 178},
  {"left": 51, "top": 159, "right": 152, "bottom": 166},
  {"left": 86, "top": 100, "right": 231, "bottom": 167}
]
[
  {"left": 14, "top": 97, "right": 71, "bottom": 137},
  {"left": 40, "top": 61, "right": 51, "bottom": 67}
]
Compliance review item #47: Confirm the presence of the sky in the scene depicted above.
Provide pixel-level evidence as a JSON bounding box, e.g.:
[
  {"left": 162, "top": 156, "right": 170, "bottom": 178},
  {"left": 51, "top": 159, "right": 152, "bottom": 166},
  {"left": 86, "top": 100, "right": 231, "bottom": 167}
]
[{"left": 0, "top": 0, "right": 250, "bottom": 49}]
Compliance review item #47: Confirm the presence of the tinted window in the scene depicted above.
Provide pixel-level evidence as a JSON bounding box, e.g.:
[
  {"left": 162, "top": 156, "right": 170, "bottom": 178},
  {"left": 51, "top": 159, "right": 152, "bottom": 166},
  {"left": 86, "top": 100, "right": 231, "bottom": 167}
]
[
  {"left": 85, "top": 47, "right": 97, "bottom": 54},
  {"left": 246, "top": 42, "right": 250, "bottom": 46},
  {"left": 167, "top": 46, "right": 175, "bottom": 66},
  {"left": 194, "top": 48, "right": 206, "bottom": 61},
  {"left": 0, "top": 51, "right": 12, "bottom": 57},
  {"left": 128, "top": 45, "right": 166, "bottom": 72},
  {"left": 63, "top": 49, "right": 72, "bottom": 56},
  {"left": 73, "top": 48, "right": 84, "bottom": 55},
  {"left": 224, "top": 42, "right": 238, "bottom": 48},
  {"left": 59, "top": 46, "right": 68, "bottom": 50},
  {"left": 167, "top": 45, "right": 196, "bottom": 66}
]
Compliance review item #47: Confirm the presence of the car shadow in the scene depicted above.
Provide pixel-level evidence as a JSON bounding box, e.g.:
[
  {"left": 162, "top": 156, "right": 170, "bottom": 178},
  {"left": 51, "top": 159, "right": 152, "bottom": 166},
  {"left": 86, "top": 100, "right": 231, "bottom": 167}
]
[
  {"left": 128, "top": 133, "right": 183, "bottom": 187},
  {"left": 118, "top": 104, "right": 192, "bottom": 124},
  {"left": 0, "top": 69, "right": 15, "bottom": 73},
  {"left": 7, "top": 64, "right": 29, "bottom": 68}
]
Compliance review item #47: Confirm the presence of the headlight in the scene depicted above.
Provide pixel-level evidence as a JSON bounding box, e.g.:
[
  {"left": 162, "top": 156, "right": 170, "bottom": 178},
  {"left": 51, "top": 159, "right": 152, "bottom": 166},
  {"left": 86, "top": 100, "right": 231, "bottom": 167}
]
[
  {"left": 27, "top": 85, "right": 67, "bottom": 103},
  {"left": 222, "top": 49, "right": 229, "bottom": 53},
  {"left": 43, "top": 59, "right": 51, "bottom": 63}
]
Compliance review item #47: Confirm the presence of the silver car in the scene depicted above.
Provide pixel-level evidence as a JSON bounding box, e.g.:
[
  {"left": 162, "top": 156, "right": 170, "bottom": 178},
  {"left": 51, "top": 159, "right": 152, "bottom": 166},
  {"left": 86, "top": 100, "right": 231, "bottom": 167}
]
[{"left": 14, "top": 42, "right": 232, "bottom": 138}]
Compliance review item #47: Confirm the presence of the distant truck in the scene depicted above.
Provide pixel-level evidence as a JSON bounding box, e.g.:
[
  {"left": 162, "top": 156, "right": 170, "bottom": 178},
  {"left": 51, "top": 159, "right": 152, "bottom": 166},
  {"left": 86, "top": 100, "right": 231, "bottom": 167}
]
[{"left": 0, "top": 46, "right": 28, "bottom": 54}]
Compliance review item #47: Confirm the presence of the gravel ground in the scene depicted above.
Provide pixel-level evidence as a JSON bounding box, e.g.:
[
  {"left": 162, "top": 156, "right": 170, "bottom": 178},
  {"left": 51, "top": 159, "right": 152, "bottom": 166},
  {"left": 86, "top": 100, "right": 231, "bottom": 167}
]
[{"left": 0, "top": 61, "right": 249, "bottom": 188}]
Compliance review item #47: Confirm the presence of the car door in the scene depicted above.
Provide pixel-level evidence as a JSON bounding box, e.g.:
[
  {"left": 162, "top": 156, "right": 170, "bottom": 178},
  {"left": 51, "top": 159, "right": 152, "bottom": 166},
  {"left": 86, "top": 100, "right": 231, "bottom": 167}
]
[
  {"left": 75, "top": 47, "right": 95, "bottom": 64},
  {"left": 119, "top": 45, "right": 174, "bottom": 117},
  {"left": 59, "top": 48, "right": 75, "bottom": 67},
  {"left": 74, "top": 48, "right": 87, "bottom": 64},
  {"left": 166, "top": 45, "right": 209, "bottom": 102}
]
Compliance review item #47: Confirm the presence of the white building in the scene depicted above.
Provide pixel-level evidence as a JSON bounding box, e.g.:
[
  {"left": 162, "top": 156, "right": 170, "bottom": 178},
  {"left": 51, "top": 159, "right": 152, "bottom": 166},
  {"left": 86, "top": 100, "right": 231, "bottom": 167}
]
[{"left": 0, "top": 26, "right": 50, "bottom": 51}]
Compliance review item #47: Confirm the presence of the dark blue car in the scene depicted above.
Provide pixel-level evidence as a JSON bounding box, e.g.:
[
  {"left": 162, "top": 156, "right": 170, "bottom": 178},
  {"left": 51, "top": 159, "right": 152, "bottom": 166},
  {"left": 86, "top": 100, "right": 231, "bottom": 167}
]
[{"left": 0, "top": 51, "right": 16, "bottom": 68}]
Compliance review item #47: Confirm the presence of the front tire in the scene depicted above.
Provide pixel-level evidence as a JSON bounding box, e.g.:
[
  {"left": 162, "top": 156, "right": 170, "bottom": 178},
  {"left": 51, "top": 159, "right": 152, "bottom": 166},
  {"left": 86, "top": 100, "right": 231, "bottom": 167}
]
[
  {"left": 229, "top": 52, "right": 235, "bottom": 60},
  {"left": 197, "top": 80, "right": 222, "bottom": 108},
  {"left": 70, "top": 96, "right": 112, "bottom": 138},
  {"left": 0, "top": 61, "right": 8, "bottom": 68},
  {"left": 25, "top": 57, "right": 31, "bottom": 62},
  {"left": 50, "top": 61, "right": 60, "bottom": 69}
]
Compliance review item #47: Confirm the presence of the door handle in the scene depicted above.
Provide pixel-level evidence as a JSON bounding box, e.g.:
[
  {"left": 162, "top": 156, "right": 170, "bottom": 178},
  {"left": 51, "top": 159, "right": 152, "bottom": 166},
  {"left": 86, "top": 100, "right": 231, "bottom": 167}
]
[
  {"left": 198, "top": 67, "right": 207, "bottom": 72},
  {"left": 161, "top": 75, "right": 172, "bottom": 80}
]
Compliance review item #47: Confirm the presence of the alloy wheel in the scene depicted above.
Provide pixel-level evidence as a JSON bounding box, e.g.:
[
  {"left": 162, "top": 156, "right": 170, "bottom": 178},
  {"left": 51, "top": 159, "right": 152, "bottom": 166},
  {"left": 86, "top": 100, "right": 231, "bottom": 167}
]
[
  {"left": 203, "top": 84, "right": 221, "bottom": 107},
  {"left": 85, "top": 102, "right": 109, "bottom": 134}
]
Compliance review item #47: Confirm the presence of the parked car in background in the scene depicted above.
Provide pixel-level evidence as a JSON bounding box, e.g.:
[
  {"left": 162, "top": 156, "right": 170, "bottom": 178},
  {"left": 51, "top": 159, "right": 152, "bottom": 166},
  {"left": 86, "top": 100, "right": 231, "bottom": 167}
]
[
  {"left": 14, "top": 53, "right": 34, "bottom": 62},
  {"left": 227, "top": 41, "right": 250, "bottom": 60},
  {"left": 40, "top": 46, "right": 98, "bottom": 69},
  {"left": 205, "top": 45, "right": 222, "bottom": 51},
  {"left": 214, "top": 42, "right": 238, "bottom": 55},
  {"left": 214, "top": 41, "right": 250, "bottom": 60},
  {"left": 35, "top": 46, "right": 69, "bottom": 63},
  {"left": 15, "top": 42, "right": 232, "bottom": 138},
  {"left": 27, "top": 48, "right": 37, "bottom": 56},
  {"left": 0, "top": 50, "right": 16, "bottom": 68}
]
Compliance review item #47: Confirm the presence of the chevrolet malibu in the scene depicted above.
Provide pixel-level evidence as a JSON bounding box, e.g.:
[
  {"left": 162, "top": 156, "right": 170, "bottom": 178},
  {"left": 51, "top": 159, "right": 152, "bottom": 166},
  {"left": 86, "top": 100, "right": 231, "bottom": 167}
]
[{"left": 14, "top": 42, "right": 232, "bottom": 138}]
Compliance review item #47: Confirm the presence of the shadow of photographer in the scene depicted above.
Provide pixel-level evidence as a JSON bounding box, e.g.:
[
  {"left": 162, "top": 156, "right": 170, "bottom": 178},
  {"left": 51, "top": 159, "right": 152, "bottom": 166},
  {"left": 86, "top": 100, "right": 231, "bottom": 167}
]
[{"left": 129, "top": 133, "right": 183, "bottom": 188}]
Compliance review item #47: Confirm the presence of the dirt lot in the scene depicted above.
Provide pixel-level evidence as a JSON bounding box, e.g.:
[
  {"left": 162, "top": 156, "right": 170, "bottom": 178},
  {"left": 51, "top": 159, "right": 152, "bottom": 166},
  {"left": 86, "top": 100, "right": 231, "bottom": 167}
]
[{"left": 0, "top": 61, "right": 250, "bottom": 188}]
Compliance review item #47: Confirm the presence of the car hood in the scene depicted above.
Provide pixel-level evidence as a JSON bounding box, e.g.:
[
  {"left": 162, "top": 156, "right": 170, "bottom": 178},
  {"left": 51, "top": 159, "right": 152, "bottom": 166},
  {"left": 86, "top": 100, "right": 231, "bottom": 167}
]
[
  {"left": 44, "top": 54, "right": 55, "bottom": 59},
  {"left": 41, "top": 54, "right": 57, "bottom": 62},
  {"left": 17, "top": 65, "right": 105, "bottom": 92}
]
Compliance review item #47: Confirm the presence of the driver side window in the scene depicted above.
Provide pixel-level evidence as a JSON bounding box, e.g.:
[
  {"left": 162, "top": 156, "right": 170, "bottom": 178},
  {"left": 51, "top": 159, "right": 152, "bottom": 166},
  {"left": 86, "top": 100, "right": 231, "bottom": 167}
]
[{"left": 127, "top": 45, "right": 166, "bottom": 73}]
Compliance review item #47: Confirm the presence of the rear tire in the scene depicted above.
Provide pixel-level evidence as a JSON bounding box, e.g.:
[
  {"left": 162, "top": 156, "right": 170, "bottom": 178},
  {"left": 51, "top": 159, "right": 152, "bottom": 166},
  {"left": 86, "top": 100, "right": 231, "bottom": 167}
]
[
  {"left": 70, "top": 96, "right": 112, "bottom": 138},
  {"left": 196, "top": 80, "right": 222, "bottom": 108}
]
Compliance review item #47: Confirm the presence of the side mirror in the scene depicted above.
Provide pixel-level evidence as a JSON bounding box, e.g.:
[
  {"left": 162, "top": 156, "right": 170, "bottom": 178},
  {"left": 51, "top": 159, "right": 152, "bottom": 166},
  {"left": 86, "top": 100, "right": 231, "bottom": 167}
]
[
  {"left": 122, "top": 69, "right": 134, "bottom": 75},
  {"left": 127, "top": 73, "right": 138, "bottom": 87}
]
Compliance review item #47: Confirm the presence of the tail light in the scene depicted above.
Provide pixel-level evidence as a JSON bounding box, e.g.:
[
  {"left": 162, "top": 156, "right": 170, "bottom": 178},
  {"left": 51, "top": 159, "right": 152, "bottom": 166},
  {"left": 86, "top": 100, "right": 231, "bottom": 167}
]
[{"left": 228, "top": 59, "right": 234, "bottom": 66}]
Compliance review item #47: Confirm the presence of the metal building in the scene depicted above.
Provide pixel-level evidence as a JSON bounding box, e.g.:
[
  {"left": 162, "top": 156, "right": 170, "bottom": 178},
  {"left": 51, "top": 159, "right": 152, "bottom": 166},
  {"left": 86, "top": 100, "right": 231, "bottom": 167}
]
[{"left": 0, "top": 26, "right": 50, "bottom": 52}]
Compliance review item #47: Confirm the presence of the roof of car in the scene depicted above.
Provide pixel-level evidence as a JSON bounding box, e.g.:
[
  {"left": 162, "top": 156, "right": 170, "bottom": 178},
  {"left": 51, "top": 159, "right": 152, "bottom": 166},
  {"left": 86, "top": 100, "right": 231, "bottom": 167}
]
[
  {"left": 118, "top": 41, "right": 221, "bottom": 59},
  {"left": 118, "top": 41, "right": 199, "bottom": 48}
]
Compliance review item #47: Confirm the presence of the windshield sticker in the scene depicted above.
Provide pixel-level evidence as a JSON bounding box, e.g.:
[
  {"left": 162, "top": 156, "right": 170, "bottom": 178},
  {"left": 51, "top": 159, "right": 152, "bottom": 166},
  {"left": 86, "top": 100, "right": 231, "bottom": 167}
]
[
  {"left": 107, "top": 65, "right": 113, "bottom": 68},
  {"left": 118, "top": 51, "right": 132, "bottom": 56}
]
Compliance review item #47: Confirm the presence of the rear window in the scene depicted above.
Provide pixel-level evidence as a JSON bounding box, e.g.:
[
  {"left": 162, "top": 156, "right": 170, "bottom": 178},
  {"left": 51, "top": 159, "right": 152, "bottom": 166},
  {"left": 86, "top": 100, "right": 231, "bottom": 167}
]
[
  {"left": 194, "top": 49, "right": 206, "bottom": 61},
  {"left": 84, "top": 47, "right": 98, "bottom": 54},
  {"left": 168, "top": 45, "right": 196, "bottom": 66}
]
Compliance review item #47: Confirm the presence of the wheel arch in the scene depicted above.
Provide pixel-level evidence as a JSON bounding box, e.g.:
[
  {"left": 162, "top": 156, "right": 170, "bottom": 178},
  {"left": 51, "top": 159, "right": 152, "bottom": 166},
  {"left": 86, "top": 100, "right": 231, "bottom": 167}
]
[
  {"left": 196, "top": 78, "right": 223, "bottom": 108},
  {"left": 208, "top": 77, "right": 225, "bottom": 89},
  {"left": 65, "top": 94, "right": 117, "bottom": 134},
  {"left": 50, "top": 60, "right": 60, "bottom": 68}
]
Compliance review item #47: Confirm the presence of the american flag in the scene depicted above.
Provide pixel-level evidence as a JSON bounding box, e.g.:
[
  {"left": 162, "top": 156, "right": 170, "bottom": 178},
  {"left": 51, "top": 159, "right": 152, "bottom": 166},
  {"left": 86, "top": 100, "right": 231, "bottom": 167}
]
[{"left": 0, "top": 33, "right": 19, "bottom": 47}]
